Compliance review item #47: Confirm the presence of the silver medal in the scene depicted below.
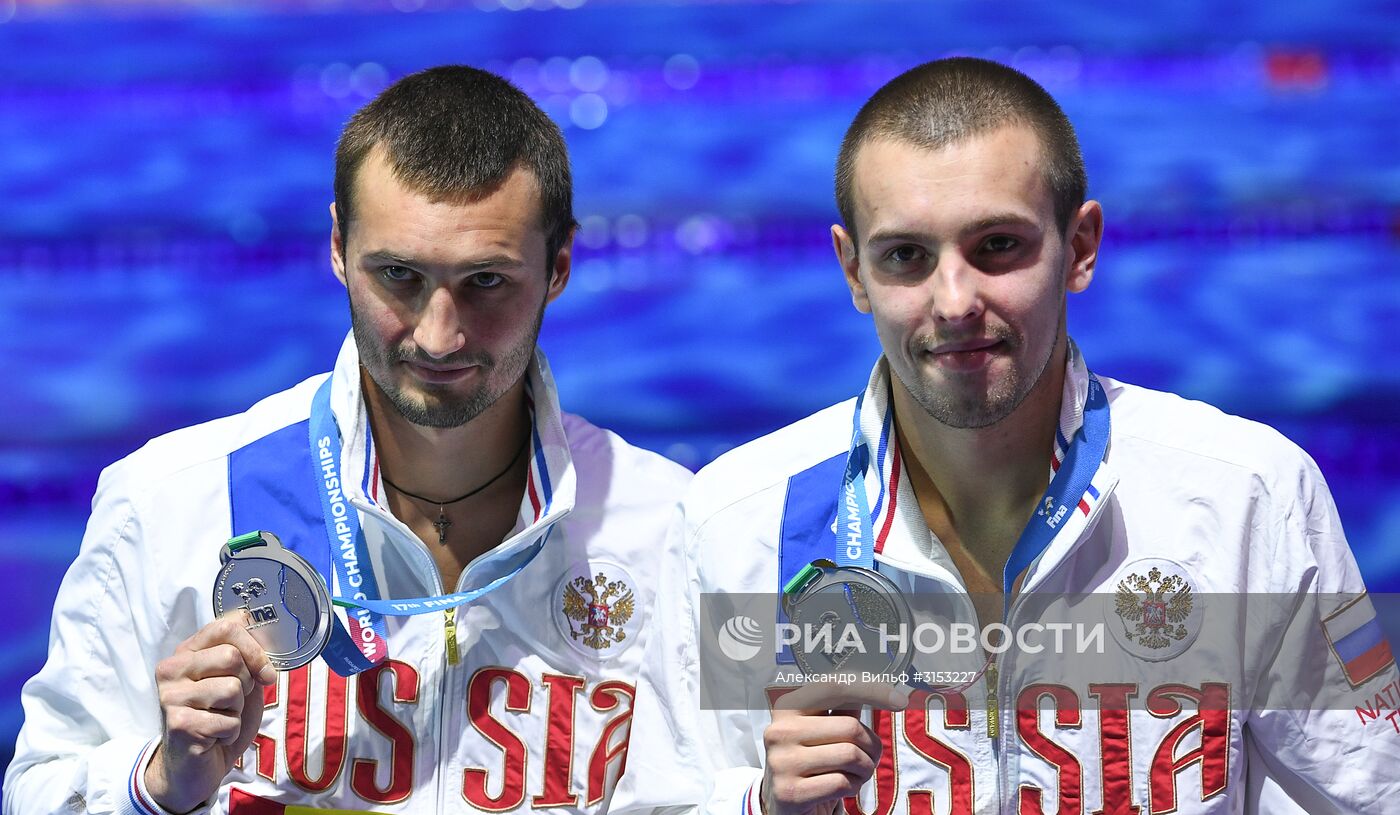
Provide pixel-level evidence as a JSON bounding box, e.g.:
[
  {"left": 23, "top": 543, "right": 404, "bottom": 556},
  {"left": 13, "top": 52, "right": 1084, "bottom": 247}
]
[
  {"left": 782, "top": 559, "right": 914, "bottom": 680},
  {"left": 212, "top": 531, "right": 332, "bottom": 671}
]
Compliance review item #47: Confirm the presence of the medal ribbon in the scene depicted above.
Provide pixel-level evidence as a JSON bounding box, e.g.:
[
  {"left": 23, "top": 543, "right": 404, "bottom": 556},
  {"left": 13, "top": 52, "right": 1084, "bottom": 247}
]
[
  {"left": 1000, "top": 373, "right": 1109, "bottom": 597},
  {"left": 838, "top": 373, "right": 1110, "bottom": 599},
  {"left": 835, "top": 394, "right": 877, "bottom": 570},
  {"left": 308, "top": 378, "right": 551, "bottom": 673}
]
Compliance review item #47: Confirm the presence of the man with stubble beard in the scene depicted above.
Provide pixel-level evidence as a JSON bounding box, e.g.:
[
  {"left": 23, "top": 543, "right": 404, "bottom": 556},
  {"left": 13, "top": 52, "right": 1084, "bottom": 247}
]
[
  {"left": 6, "top": 66, "right": 689, "bottom": 815},
  {"left": 616, "top": 57, "right": 1400, "bottom": 815}
]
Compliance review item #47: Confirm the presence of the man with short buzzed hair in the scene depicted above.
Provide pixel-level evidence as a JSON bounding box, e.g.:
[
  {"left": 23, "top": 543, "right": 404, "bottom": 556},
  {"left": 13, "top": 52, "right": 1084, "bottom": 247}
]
[
  {"left": 5, "top": 65, "right": 689, "bottom": 815},
  {"left": 617, "top": 57, "right": 1400, "bottom": 815}
]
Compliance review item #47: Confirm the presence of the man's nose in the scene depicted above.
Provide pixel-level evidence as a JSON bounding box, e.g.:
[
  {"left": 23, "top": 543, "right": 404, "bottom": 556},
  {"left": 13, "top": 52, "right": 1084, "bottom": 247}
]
[
  {"left": 413, "top": 286, "right": 466, "bottom": 359},
  {"left": 929, "top": 254, "right": 985, "bottom": 326}
]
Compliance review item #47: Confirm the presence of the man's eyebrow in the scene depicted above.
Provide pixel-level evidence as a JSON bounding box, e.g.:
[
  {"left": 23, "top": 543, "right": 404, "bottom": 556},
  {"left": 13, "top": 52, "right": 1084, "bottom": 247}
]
[
  {"left": 958, "top": 213, "right": 1040, "bottom": 237},
  {"left": 360, "top": 250, "right": 523, "bottom": 270},
  {"left": 865, "top": 229, "right": 931, "bottom": 246},
  {"left": 361, "top": 249, "right": 416, "bottom": 265},
  {"left": 865, "top": 215, "right": 1040, "bottom": 247}
]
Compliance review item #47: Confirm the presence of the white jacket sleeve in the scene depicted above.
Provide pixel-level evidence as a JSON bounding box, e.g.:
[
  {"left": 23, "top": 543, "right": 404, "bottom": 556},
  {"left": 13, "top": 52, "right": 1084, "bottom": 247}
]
[
  {"left": 1243, "top": 451, "right": 1400, "bottom": 814},
  {"left": 610, "top": 507, "right": 765, "bottom": 815},
  {"left": 610, "top": 508, "right": 710, "bottom": 814},
  {"left": 3, "top": 461, "right": 192, "bottom": 815}
]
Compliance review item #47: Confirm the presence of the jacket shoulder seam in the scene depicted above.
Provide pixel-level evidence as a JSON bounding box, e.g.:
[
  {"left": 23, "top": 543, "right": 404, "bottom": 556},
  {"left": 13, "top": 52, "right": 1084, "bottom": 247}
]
[{"left": 1113, "top": 429, "right": 1296, "bottom": 478}]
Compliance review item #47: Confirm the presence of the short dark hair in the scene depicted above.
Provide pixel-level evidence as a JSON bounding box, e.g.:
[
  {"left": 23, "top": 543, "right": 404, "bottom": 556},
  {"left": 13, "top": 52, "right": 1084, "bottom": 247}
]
[
  {"left": 334, "top": 65, "right": 575, "bottom": 265},
  {"left": 835, "top": 57, "right": 1086, "bottom": 240}
]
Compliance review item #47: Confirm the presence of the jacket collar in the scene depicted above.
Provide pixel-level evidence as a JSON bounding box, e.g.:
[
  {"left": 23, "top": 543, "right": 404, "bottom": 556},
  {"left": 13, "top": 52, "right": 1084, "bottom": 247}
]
[
  {"left": 855, "top": 338, "right": 1117, "bottom": 589},
  {"left": 327, "top": 332, "right": 577, "bottom": 588}
]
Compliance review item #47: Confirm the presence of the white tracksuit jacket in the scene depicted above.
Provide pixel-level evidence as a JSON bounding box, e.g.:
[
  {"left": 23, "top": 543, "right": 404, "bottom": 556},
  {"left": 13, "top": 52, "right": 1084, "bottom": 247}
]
[
  {"left": 615, "top": 341, "right": 1400, "bottom": 815},
  {"left": 4, "top": 333, "right": 691, "bottom": 815}
]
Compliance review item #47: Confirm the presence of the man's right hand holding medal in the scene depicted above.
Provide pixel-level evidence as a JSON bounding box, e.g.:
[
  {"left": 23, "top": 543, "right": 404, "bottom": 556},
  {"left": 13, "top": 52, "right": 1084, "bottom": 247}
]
[
  {"left": 144, "top": 610, "right": 278, "bottom": 814},
  {"left": 760, "top": 682, "right": 908, "bottom": 815}
]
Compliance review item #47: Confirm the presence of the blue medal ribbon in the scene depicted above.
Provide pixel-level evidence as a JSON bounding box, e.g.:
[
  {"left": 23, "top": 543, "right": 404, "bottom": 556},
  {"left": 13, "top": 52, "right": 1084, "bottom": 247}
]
[
  {"left": 835, "top": 395, "right": 876, "bottom": 570},
  {"left": 776, "top": 371, "right": 1110, "bottom": 677},
  {"left": 1001, "top": 373, "right": 1109, "bottom": 597},
  {"left": 831, "top": 372, "right": 1110, "bottom": 598},
  {"left": 307, "top": 378, "right": 549, "bottom": 674}
]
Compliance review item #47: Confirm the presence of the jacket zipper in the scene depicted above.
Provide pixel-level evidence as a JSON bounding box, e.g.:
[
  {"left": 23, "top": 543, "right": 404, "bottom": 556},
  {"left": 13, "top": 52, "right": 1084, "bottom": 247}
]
[
  {"left": 353, "top": 502, "right": 453, "bottom": 815},
  {"left": 994, "top": 519, "right": 1092, "bottom": 812},
  {"left": 986, "top": 660, "right": 999, "bottom": 740},
  {"left": 444, "top": 607, "right": 460, "bottom": 666}
]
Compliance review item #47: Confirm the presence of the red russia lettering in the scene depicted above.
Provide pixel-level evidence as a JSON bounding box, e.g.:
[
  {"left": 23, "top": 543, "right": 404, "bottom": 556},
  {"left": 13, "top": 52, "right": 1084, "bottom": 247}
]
[
  {"left": 586, "top": 680, "right": 636, "bottom": 806},
  {"left": 903, "top": 690, "right": 974, "bottom": 815},
  {"left": 1016, "top": 684, "right": 1082, "bottom": 815},
  {"left": 286, "top": 664, "right": 349, "bottom": 791},
  {"left": 1146, "top": 683, "right": 1230, "bottom": 815},
  {"left": 1088, "top": 683, "right": 1140, "bottom": 815},
  {"left": 842, "top": 708, "right": 899, "bottom": 815},
  {"left": 250, "top": 662, "right": 629, "bottom": 810},
  {"left": 464, "top": 667, "right": 532, "bottom": 810},
  {"left": 248, "top": 662, "right": 418, "bottom": 797},
  {"left": 463, "top": 667, "right": 637, "bottom": 810},
  {"left": 1013, "top": 682, "right": 1230, "bottom": 815},
  {"left": 234, "top": 681, "right": 281, "bottom": 782},
  {"left": 352, "top": 661, "right": 419, "bottom": 804},
  {"left": 533, "top": 674, "right": 585, "bottom": 807}
]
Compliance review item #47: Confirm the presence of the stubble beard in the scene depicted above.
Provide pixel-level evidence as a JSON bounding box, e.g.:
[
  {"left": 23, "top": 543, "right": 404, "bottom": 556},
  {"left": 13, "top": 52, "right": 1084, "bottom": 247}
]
[
  {"left": 899, "top": 304, "right": 1064, "bottom": 431},
  {"left": 350, "top": 300, "right": 543, "bottom": 430}
]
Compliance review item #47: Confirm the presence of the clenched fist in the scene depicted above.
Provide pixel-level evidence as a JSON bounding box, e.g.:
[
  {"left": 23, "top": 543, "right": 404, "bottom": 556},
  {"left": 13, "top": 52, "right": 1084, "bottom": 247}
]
[
  {"left": 760, "top": 683, "right": 908, "bottom": 815},
  {"left": 144, "top": 611, "right": 278, "bottom": 814}
]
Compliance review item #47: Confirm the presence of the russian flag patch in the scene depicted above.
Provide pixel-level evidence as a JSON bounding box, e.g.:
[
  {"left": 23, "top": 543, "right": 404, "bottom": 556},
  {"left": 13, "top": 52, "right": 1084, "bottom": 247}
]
[{"left": 1322, "top": 592, "right": 1395, "bottom": 688}]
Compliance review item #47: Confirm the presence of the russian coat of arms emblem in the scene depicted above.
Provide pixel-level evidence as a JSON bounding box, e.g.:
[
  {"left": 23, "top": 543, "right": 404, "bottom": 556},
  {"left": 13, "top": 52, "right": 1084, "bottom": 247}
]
[
  {"left": 1114, "top": 566, "right": 1194, "bottom": 651},
  {"left": 561, "top": 571, "right": 636, "bottom": 651}
]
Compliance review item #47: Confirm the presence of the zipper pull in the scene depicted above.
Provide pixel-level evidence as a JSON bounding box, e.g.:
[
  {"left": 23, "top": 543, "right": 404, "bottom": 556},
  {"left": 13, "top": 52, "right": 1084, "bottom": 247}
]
[
  {"left": 986, "top": 660, "right": 999, "bottom": 740},
  {"left": 444, "top": 607, "right": 460, "bottom": 666}
]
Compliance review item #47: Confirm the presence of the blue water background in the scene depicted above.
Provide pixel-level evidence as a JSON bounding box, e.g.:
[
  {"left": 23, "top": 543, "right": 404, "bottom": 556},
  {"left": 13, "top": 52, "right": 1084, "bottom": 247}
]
[{"left": 2, "top": 0, "right": 1398, "bottom": 793}]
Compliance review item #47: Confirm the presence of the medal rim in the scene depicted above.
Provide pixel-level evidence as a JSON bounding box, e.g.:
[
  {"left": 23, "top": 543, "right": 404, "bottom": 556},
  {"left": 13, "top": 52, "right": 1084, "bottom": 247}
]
[
  {"left": 213, "top": 537, "right": 333, "bottom": 671},
  {"left": 785, "top": 563, "right": 916, "bottom": 679}
]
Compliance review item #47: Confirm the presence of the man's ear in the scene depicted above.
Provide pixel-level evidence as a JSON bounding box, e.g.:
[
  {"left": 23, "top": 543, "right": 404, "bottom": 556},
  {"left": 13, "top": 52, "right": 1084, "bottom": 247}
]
[
  {"left": 832, "top": 224, "right": 870, "bottom": 314},
  {"left": 330, "top": 201, "right": 349, "bottom": 288},
  {"left": 544, "top": 226, "right": 574, "bottom": 305},
  {"left": 1065, "top": 200, "right": 1103, "bottom": 294}
]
